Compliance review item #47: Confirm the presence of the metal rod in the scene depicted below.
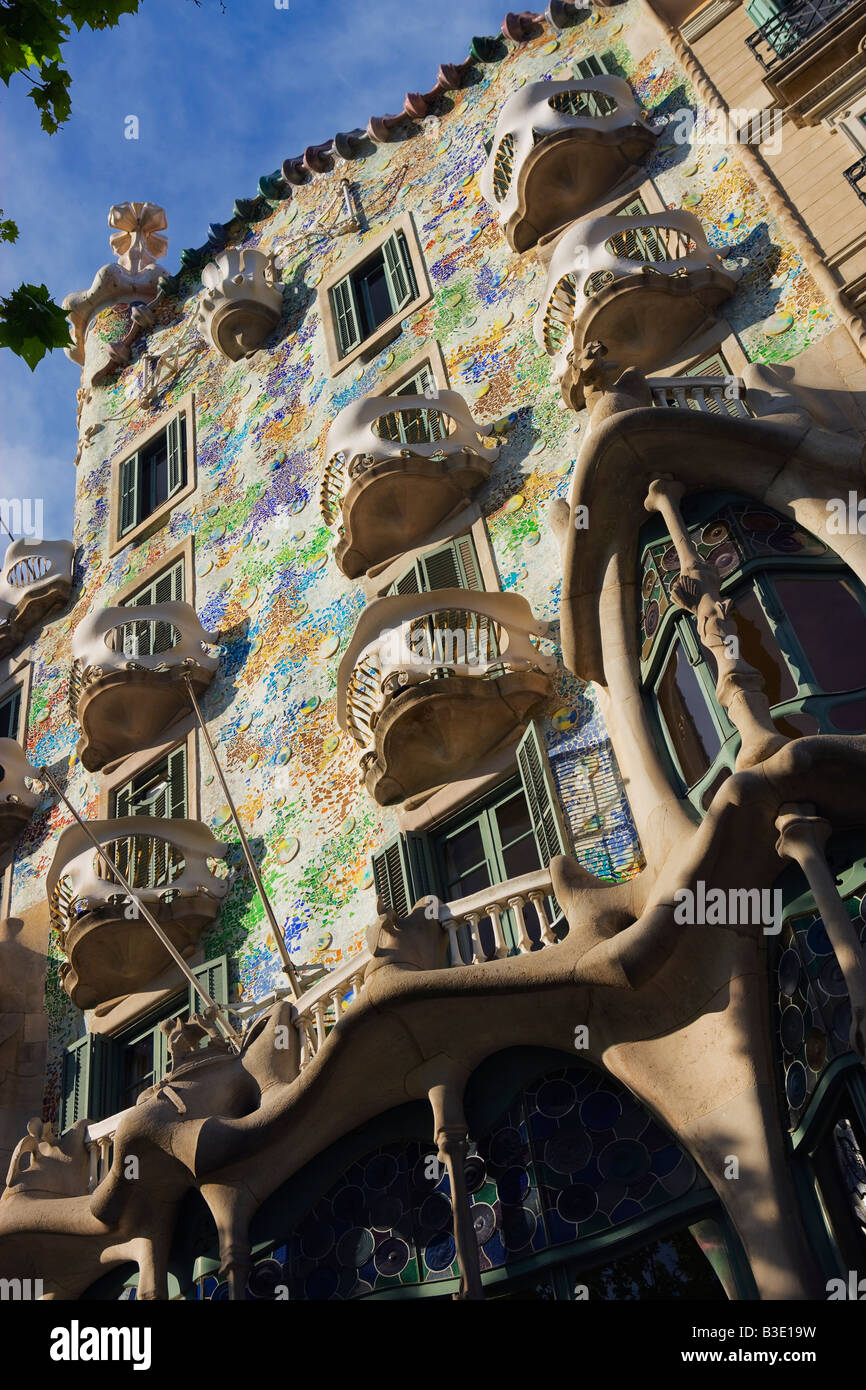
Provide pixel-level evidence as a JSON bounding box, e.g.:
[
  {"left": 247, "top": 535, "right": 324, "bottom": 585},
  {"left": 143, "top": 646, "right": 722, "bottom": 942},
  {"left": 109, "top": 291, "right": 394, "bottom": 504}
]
[
  {"left": 182, "top": 673, "right": 301, "bottom": 1000},
  {"left": 38, "top": 764, "right": 241, "bottom": 1050}
]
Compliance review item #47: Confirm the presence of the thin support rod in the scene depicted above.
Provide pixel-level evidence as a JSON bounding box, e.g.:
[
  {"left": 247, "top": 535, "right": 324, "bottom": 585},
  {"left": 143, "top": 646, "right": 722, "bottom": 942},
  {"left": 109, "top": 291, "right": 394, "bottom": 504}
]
[
  {"left": 38, "top": 764, "right": 241, "bottom": 1050},
  {"left": 183, "top": 673, "right": 301, "bottom": 1000}
]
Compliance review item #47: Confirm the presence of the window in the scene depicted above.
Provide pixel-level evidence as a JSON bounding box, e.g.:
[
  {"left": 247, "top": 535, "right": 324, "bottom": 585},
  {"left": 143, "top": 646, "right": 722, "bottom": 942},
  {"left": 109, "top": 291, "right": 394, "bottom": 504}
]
[
  {"left": 387, "top": 534, "right": 484, "bottom": 596},
  {"left": 0, "top": 687, "right": 21, "bottom": 740},
  {"left": 573, "top": 52, "right": 616, "bottom": 79},
  {"left": 371, "top": 723, "right": 569, "bottom": 953},
  {"left": 375, "top": 362, "right": 448, "bottom": 447},
  {"left": 60, "top": 957, "right": 228, "bottom": 1129},
  {"left": 642, "top": 496, "right": 866, "bottom": 804},
  {"left": 608, "top": 195, "right": 667, "bottom": 262},
  {"left": 118, "top": 412, "right": 187, "bottom": 540},
  {"left": 110, "top": 746, "right": 188, "bottom": 890},
  {"left": 328, "top": 230, "right": 419, "bottom": 362},
  {"left": 113, "top": 560, "right": 185, "bottom": 660}
]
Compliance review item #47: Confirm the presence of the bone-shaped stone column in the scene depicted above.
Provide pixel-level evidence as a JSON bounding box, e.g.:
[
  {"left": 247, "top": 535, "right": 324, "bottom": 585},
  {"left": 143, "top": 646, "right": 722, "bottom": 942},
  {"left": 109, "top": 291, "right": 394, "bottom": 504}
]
[
  {"left": 775, "top": 803, "right": 866, "bottom": 1060},
  {"left": 645, "top": 476, "right": 787, "bottom": 770},
  {"left": 428, "top": 1081, "right": 483, "bottom": 1300}
]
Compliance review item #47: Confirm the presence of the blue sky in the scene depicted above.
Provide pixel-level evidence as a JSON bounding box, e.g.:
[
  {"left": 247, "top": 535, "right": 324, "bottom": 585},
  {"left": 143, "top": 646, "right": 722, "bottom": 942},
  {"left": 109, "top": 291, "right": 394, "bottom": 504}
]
[{"left": 0, "top": 0, "right": 510, "bottom": 539}]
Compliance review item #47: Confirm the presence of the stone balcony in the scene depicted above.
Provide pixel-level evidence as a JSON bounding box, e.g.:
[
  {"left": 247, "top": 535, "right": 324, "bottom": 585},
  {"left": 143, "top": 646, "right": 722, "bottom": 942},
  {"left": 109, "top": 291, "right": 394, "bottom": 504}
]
[
  {"left": 70, "top": 601, "right": 219, "bottom": 772},
  {"left": 337, "top": 589, "right": 556, "bottom": 804},
  {"left": 535, "top": 211, "right": 738, "bottom": 402},
  {"left": 0, "top": 738, "right": 40, "bottom": 856},
  {"left": 48, "top": 817, "right": 229, "bottom": 1009},
  {"left": 479, "top": 76, "right": 656, "bottom": 251},
  {"left": 320, "top": 390, "right": 499, "bottom": 578},
  {"left": 0, "top": 539, "right": 75, "bottom": 659}
]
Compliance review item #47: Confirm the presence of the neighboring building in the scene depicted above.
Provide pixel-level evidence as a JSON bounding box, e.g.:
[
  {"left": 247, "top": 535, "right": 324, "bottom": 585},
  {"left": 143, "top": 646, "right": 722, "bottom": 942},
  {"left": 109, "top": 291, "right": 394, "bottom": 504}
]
[{"left": 1, "top": 0, "right": 866, "bottom": 1301}]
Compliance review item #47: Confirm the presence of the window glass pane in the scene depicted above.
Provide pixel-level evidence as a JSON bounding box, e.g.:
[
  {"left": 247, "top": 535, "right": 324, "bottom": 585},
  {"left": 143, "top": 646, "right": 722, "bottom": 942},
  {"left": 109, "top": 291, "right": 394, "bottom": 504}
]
[
  {"left": 500, "top": 833, "right": 541, "bottom": 881},
  {"left": 775, "top": 576, "right": 866, "bottom": 693},
  {"left": 0, "top": 690, "right": 20, "bottom": 740},
  {"left": 441, "top": 821, "right": 489, "bottom": 898},
  {"left": 141, "top": 432, "right": 169, "bottom": 518},
  {"left": 730, "top": 587, "right": 797, "bottom": 705},
  {"left": 121, "top": 1033, "right": 156, "bottom": 1107},
  {"left": 656, "top": 640, "right": 722, "bottom": 786},
  {"left": 495, "top": 791, "right": 533, "bottom": 845},
  {"left": 357, "top": 256, "right": 392, "bottom": 334}
]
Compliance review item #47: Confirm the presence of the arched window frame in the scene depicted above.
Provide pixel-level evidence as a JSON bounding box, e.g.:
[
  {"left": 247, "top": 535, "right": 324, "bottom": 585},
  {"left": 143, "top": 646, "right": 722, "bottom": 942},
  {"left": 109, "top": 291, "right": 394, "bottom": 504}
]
[{"left": 639, "top": 490, "right": 866, "bottom": 812}]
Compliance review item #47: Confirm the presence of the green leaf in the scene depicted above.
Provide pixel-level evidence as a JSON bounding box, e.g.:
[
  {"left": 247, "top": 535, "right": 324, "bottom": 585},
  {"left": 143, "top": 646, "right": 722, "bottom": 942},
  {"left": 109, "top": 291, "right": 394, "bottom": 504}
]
[
  {"left": 0, "top": 216, "right": 19, "bottom": 243},
  {"left": 0, "top": 282, "right": 72, "bottom": 369},
  {"left": 29, "top": 58, "right": 72, "bottom": 131}
]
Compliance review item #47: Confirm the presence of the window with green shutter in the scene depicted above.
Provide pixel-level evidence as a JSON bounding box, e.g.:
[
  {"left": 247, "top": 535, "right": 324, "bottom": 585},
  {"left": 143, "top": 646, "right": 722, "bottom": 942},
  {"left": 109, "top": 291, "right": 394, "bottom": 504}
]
[
  {"left": 368, "top": 726, "right": 568, "bottom": 953},
  {"left": 388, "top": 535, "right": 484, "bottom": 596},
  {"left": 115, "top": 560, "right": 185, "bottom": 659},
  {"left": 61, "top": 954, "right": 229, "bottom": 1125},
  {"left": 374, "top": 362, "right": 447, "bottom": 447},
  {"left": 329, "top": 230, "right": 420, "bottom": 361},
  {"left": 573, "top": 51, "right": 616, "bottom": 79},
  {"left": 112, "top": 746, "right": 188, "bottom": 890},
  {"left": 117, "top": 414, "right": 188, "bottom": 541},
  {"left": 609, "top": 194, "right": 666, "bottom": 263},
  {"left": 0, "top": 687, "right": 21, "bottom": 740}
]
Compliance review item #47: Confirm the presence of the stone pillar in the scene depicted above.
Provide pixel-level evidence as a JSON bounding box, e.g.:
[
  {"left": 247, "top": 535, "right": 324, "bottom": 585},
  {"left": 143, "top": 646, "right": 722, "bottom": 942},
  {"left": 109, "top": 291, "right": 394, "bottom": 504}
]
[{"left": 428, "top": 1081, "right": 483, "bottom": 1300}]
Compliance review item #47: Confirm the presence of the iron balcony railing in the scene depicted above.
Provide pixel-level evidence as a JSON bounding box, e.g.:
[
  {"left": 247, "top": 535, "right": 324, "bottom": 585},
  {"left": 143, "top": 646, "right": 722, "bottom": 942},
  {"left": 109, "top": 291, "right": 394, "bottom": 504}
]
[
  {"left": 746, "top": 0, "right": 857, "bottom": 69},
  {"left": 845, "top": 155, "right": 866, "bottom": 208}
]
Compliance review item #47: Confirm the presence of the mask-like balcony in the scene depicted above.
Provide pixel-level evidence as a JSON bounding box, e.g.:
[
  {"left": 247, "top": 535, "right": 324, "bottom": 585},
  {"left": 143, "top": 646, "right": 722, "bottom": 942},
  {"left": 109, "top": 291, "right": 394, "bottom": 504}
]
[
  {"left": 48, "top": 818, "right": 229, "bottom": 1009},
  {"left": 535, "top": 212, "right": 738, "bottom": 405},
  {"left": 0, "top": 738, "right": 40, "bottom": 855},
  {"left": 0, "top": 539, "right": 75, "bottom": 658},
  {"left": 70, "top": 602, "right": 219, "bottom": 772},
  {"left": 321, "top": 391, "right": 499, "bottom": 579},
  {"left": 479, "top": 77, "right": 656, "bottom": 251},
  {"left": 338, "top": 590, "right": 556, "bottom": 804}
]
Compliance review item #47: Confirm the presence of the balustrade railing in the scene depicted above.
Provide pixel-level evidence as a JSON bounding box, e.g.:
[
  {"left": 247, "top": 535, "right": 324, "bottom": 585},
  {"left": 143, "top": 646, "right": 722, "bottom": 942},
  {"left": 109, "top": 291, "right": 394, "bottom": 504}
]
[
  {"left": 745, "top": 0, "right": 855, "bottom": 68},
  {"left": 650, "top": 375, "right": 751, "bottom": 419}
]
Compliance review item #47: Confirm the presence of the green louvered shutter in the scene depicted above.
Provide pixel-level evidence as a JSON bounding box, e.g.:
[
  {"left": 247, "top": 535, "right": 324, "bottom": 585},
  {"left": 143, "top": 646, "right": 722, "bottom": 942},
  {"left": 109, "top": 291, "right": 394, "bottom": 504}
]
[
  {"left": 61, "top": 1035, "right": 92, "bottom": 1131},
  {"left": 189, "top": 955, "right": 228, "bottom": 1015},
  {"left": 119, "top": 453, "right": 140, "bottom": 537},
  {"left": 371, "top": 833, "right": 434, "bottom": 918},
  {"left": 166, "top": 414, "right": 186, "bottom": 498},
  {"left": 154, "top": 1023, "right": 170, "bottom": 1083},
  {"left": 573, "top": 51, "right": 615, "bottom": 78},
  {"left": 516, "top": 722, "right": 569, "bottom": 867},
  {"left": 330, "top": 275, "right": 362, "bottom": 358},
  {"left": 389, "top": 562, "right": 423, "bottom": 596},
  {"left": 419, "top": 536, "right": 484, "bottom": 592},
  {"left": 167, "top": 745, "right": 188, "bottom": 819},
  {"left": 382, "top": 232, "right": 416, "bottom": 314}
]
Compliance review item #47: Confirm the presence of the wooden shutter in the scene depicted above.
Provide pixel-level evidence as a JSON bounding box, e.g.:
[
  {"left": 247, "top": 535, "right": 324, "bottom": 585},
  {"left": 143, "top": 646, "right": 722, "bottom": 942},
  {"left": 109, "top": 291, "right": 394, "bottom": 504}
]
[
  {"left": 516, "top": 722, "right": 569, "bottom": 866},
  {"left": 61, "top": 1036, "right": 92, "bottom": 1131},
  {"left": 330, "top": 275, "right": 362, "bottom": 358},
  {"left": 119, "top": 453, "right": 140, "bottom": 537},
  {"left": 60, "top": 1034, "right": 117, "bottom": 1130},
  {"left": 382, "top": 232, "right": 416, "bottom": 314},
  {"left": 573, "top": 52, "right": 615, "bottom": 78},
  {"left": 166, "top": 745, "right": 188, "bottom": 819},
  {"left": 389, "top": 563, "right": 423, "bottom": 596},
  {"left": 418, "top": 536, "right": 484, "bottom": 592},
  {"left": 684, "top": 351, "right": 728, "bottom": 378},
  {"left": 0, "top": 688, "right": 21, "bottom": 741},
  {"left": 166, "top": 414, "right": 186, "bottom": 498},
  {"left": 371, "top": 833, "right": 434, "bottom": 918},
  {"left": 189, "top": 955, "right": 228, "bottom": 1015}
]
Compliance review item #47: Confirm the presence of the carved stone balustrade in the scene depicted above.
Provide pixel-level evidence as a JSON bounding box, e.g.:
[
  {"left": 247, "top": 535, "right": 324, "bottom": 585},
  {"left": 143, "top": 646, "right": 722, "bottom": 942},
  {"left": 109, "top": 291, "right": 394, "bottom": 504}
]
[
  {"left": 199, "top": 248, "right": 282, "bottom": 361},
  {"left": 479, "top": 76, "right": 656, "bottom": 250},
  {"left": 48, "top": 817, "right": 230, "bottom": 1009},
  {"left": 0, "top": 539, "right": 75, "bottom": 658},
  {"left": 293, "top": 954, "right": 369, "bottom": 1070},
  {"left": 338, "top": 589, "right": 556, "bottom": 804},
  {"left": 535, "top": 211, "right": 738, "bottom": 404},
  {"left": 71, "top": 600, "right": 219, "bottom": 771},
  {"left": 321, "top": 390, "right": 499, "bottom": 578},
  {"left": 0, "top": 738, "right": 40, "bottom": 855},
  {"left": 442, "top": 866, "right": 563, "bottom": 964}
]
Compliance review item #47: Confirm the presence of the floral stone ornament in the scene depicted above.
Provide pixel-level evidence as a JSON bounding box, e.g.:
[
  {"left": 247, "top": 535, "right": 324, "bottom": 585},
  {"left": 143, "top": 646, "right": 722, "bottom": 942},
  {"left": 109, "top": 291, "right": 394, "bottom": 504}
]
[
  {"left": 199, "top": 248, "right": 283, "bottom": 361},
  {"left": 63, "top": 201, "right": 169, "bottom": 364}
]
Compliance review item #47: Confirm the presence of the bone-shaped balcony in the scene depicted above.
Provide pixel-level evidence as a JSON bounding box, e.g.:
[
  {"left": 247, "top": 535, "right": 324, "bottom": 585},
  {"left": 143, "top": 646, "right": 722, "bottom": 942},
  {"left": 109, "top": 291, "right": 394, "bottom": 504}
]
[
  {"left": 321, "top": 390, "right": 499, "bottom": 578},
  {"left": 480, "top": 76, "right": 656, "bottom": 251},
  {"left": 0, "top": 738, "right": 40, "bottom": 855},
  {"left": 535, "top": 212, "right": 738, "bottom": 404},
  {"left": 338, "top": 590, "right": 556, "bottom": 804},
  {"left": 0, "top": 539, "right": 75, "bottom": 658},
  {"left": 48, "top": 818, "right": 229, "bottom": 1009},
  {"left": 70, "top": 601, "right": 219, "bottom": 772}
]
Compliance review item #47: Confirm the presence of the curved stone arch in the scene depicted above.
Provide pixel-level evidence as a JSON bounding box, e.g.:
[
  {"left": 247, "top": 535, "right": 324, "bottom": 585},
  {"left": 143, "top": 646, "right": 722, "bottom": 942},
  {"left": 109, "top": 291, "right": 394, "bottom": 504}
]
[{"left": 184, "top": 1046, "right": 731, "bottom": 1301}]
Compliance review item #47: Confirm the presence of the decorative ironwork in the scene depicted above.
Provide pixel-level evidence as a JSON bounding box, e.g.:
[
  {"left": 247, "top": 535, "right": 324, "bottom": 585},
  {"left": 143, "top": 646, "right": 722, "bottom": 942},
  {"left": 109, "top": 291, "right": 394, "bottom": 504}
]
[
  {"left": 746, "top": 0, "right": 856, "bottom": 69},
  {"left": 844, "top": 156, "right": 866, "bottom": 209}
]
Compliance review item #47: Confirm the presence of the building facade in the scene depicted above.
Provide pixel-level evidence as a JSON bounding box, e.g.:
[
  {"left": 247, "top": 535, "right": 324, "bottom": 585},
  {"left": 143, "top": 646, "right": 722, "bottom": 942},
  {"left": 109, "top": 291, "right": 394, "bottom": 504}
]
[{"left": 1, "top": 0, "right": 866, "bottom": 1301}]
